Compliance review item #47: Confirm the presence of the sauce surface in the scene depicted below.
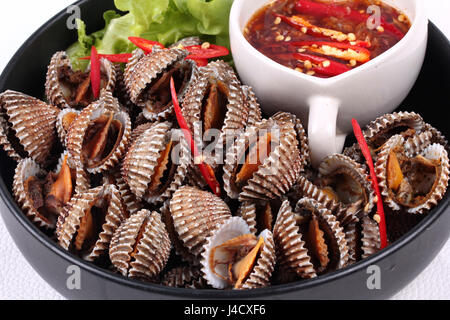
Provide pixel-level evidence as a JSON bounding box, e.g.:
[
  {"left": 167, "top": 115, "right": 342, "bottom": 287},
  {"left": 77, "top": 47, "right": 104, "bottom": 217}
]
[{"left": 244, "top": 0, "right": 411, "bottom": 78}]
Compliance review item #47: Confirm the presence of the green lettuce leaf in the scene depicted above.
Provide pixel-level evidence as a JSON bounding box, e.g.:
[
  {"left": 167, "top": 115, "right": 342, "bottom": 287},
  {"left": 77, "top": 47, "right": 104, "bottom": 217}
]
[{"left": 67, "top": 0, "right": 234, "bottom": 69}]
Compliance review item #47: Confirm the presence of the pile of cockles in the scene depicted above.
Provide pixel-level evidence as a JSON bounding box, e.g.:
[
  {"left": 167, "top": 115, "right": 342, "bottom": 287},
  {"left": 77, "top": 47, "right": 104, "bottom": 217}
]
[{"left": 0, "top": 36, "right": 448, "bottom": 290}]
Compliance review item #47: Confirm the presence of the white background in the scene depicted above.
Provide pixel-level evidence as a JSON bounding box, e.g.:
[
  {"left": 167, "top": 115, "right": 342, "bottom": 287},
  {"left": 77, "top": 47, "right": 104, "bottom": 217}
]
[{"left": 0, "top": 0, "right": 449, "bottom": 300}]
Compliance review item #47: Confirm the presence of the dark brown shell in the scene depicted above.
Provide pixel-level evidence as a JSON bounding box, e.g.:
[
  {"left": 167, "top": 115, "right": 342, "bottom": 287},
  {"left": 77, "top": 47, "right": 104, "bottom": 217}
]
[{"left": 0, "top": 90, "right": 59, "bottom": 165}]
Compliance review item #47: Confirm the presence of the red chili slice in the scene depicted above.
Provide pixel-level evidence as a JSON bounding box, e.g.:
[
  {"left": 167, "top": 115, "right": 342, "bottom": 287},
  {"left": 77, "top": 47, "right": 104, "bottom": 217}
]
[
  {"left": 186, "top": 57, "right": 209, "bottom": 67},
  {"left": 352, "top": 119, "right": 388, "bottom": 249},
  {"left": 185, "top": 44, "right": 230, "bottom": 60},
  {"left": 90, "top": 46, "right": 101, "bottom": 99},
  {"left": 80, "top": 53, "right": 132, "bottom": 64},
  {"left": 170, "top": 77, "right": 222, "bottom": 197},
  {"left": 128, "top": 37, "right": 165, "bottom": 53}
]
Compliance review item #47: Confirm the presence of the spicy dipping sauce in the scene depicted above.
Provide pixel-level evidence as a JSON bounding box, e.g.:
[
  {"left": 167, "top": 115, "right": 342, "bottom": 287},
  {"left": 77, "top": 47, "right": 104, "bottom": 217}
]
[{"left": 244, "top": 0, "right": 411, "bottom": 78}]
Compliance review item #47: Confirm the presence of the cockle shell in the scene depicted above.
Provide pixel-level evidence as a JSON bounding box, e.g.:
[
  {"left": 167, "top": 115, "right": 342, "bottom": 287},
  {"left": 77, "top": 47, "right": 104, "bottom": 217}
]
[
  {"left": 109, "top": 209, "right": 171, "bottom": 280},
  {"left": 161, "top": 266, "right": 208, "bottom": 289},
  {"left": 56, "top": 108, "right": 79, "bottom": 147},
  {"left": 124, "top": 48, "right": 195, "bottom": 121},
  {"left": 45, "top": 51, "right": 116, "bottom": 109},
  {"left": 66, "top": 92, "right": 131, "bottom": 174},
  {"left": 294, "top": 197, "right": 349, "bottom": 272},
  {"left": 237, "top": 200, "right": 280, "bottom": 235},
  {"left": 236, "top": 201, "right": 258, "bottom": 234},
  {"left": 361, "top": 216, "right": 380, "bottom": 259},
  {"left": 271, "top": 111, "right": 310, "bottom": 170},
  {"left": 103, "top": 168, "right": 143, "bottom": 216},
  {"left": 363, "top": 111, "right": 425, "bottom": 149},
  {"left": 0, "top": 90, "right": 59, "bottom": 165},
  {"left": 54, "top": 151, "right": 90, "bottom": 194},
  {"left": 318, "top": 154, "right": 375, "bottom": 225},
  {"left": 200, "top": 217, "right": 276, "bottom": 290},
  {"left": 160, "top": 200, "right": 198, "bottom": 265},
  {"left": 272, "top": 200, "right": 317, "bottom": 279},
  {"left": 223, "top": 118, "right": 302, "bottom": 202},
  {"left": 344, "top": 222, "right": 359, "bottom": 266},
  {"left": 169, "top": 186, "right": 232, "bottom": 259},
  {"left": 56, "top": 184, "right": 127, "bottom": 261},
  {"left": 182, "top": 60, "right": 247, "bottom": 155},
  {"left": 242, "top": 85, "right": 262, "bottom": 128},
  {"left": 376, "top": 135, "right": 450, "bottom": 214},
  {"left": 343, "top": 216, "right": 380, "bottom": 264},
  {"left": 12, "top": 151, "right": 90, "bottom": 230},
  {"left": 122, "top": 121, "right": 190, "bottom": 205},
  {"left": 13, "top": 158, "right": 53, "bottom": 229}
]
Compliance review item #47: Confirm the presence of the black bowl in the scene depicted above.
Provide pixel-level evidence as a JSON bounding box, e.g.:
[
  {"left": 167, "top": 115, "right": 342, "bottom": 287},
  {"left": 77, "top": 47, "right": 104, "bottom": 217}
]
[{"left": 1, "top": 0, "right": 449, "bottom": 300}]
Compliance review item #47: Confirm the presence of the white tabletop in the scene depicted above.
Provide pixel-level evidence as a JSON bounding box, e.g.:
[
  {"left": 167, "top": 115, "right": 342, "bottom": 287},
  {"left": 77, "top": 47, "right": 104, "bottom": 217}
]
[{"left": 0, "top": 0, "right": 449, "bottom": 300}]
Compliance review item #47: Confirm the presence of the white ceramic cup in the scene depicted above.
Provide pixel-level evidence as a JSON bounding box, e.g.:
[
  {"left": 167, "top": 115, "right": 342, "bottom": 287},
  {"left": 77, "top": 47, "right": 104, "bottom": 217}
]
[{"left": 230, "top": 0, "right": 428, "bottom": 167}]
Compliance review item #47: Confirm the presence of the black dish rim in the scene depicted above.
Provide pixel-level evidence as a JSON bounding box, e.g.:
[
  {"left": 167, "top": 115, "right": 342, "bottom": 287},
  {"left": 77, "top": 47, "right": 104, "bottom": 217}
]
[{"left": 0, "top": 0, "right": 449, "bottom": 299}]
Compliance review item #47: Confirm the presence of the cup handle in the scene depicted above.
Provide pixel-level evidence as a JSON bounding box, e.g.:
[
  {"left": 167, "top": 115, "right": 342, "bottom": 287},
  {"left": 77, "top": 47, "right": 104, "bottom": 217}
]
[{"left": 308, "top": 96, "right": 347, "bottom": 167}]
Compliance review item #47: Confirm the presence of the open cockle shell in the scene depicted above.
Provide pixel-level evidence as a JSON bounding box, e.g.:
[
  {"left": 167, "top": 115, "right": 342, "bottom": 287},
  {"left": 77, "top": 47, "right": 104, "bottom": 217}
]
[
  {"left": 122, "top": 121, "right": 190, "bottom": 205},
  {"left": 376, "top": 135, "right": 450, "bottom": 214},
  {"left": 56, "top": 184, "right": 127, "bottom": 261},
  {"left": 272, "top": 200, "right": 317, "bottom": 279},
  {"left": 0, "top": 90, "right": 59, "bottom": 165},
  {"left": 66, "top": 93, "right": 131, "bottom": 174},
  {"left": 45, "top": 51, "right": 116, "bottom": 109},
  {"left": 318, "top": 154, "right": 375, "bottom": 225},
  {"left": 109, "top": 209, "right": 171, "bottom": 281},
  {"left": 170, "top": 186, "right": 232, "bottom": 259},
  {"left": 223, "top": 118, "right": 302, "bottom": 202},
  {"left": 182, "top": 60, "right": 247, "bottom": 159},
  {"left": 295, "top": 198, "right": 349, "bottom": 273},
  {"left": 200, "top": 217, "right": 276, "bottom": 290},
  {"left": 13, "top": 152, "right": 89, "bottom": 230},
  {"left": 363, "top": 111, "right": 425, "bottom": 149},
  {"left": 124, "top": 48, "right": 195, "bottom": 121},
  {"left": 13, "top": 158, "right": 53, "bottom": 229},
  {"left": 56, "top": 108, "right": 79, "bottom": 147}
]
